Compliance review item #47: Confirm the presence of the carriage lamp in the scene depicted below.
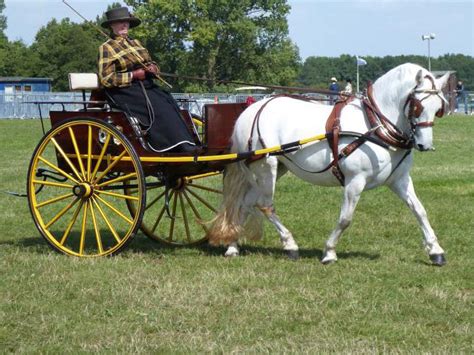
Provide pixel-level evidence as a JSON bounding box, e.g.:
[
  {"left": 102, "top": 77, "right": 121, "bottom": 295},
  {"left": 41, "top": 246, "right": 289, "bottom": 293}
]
[{"left": 421, "top": 33, "right": 436, "bottom": 71}]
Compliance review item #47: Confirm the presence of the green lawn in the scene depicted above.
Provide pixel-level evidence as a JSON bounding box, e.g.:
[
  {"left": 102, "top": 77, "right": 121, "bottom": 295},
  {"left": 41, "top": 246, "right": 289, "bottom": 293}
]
[{"left": 0, "top": 116, "right": 473, "bottom": 352}]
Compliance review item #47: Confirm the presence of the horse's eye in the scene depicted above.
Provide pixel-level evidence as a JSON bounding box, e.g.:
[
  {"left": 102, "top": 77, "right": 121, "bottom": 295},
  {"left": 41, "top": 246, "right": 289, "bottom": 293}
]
[
  {"left": 414, "top": 101, "right": 423, "bottom": 117},
  {"left": 435, "top": 107, "right": 444, "bottom": 118}
]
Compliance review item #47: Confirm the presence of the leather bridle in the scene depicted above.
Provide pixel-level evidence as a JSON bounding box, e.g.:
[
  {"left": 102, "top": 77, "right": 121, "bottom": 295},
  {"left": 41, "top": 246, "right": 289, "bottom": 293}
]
[{"left": 403, "top": 75, "right": 447, "bottom": 131}]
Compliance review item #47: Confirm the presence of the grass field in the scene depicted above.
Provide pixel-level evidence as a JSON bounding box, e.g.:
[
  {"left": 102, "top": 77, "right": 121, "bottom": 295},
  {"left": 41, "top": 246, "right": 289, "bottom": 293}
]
[{"left": 0, "top": 116, "right": 473, "bottom": 352}]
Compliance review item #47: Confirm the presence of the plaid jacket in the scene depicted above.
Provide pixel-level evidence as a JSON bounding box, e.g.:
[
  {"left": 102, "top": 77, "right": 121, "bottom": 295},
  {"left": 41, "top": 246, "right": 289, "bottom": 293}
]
[{"left": 98, "top": 36, "right": 156, "bottom": 88}]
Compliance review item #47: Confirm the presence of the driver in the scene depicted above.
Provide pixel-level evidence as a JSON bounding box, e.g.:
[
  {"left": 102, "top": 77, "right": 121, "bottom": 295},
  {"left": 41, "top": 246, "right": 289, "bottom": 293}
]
[{"left": 98, "top": 7, "right": 197, "bottom": 153}]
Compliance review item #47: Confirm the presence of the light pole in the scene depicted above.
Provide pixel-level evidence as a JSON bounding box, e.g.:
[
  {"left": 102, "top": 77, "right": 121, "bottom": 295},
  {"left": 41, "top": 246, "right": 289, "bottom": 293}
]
[{"left": 421, "top": 33, "right": 436, "bottom": 71}]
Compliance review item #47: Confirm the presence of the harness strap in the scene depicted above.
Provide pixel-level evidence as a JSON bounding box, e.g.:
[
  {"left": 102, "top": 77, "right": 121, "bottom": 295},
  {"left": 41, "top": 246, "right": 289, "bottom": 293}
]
[
  {"left": 324, "top": 97, "right": 354, "bottom": 185},
  {"left": 248, "top": 96, "right": 276, "bottom": 151},
  {"left": 244, "top": 92, "right": 411, "bottom": 187},
  {"left": 362, "top": 82, "right": 413, "bottom": 149}
]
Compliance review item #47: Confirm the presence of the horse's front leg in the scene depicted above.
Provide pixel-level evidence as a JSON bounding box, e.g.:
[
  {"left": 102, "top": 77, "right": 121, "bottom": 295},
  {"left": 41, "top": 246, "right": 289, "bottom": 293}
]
[
  {"left": 321, "top": 177, "right": 365, "bottom": 264},
  {"left": 389, "top": 175, "right": 446, "bottom": 266}
]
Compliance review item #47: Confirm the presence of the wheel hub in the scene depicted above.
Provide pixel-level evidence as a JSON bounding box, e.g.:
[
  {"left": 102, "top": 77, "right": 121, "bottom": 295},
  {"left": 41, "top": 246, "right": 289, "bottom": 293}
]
[{"left": 73, "top": 183, "right": 93, "bottom": 199}]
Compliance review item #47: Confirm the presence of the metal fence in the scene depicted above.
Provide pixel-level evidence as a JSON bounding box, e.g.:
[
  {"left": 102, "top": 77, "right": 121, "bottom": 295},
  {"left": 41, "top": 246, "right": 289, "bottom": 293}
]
[
  {"left": 0, "top": 92, "right": 85, "bottom": 119},
  {"left": 0, "top": 92, "right": 268, "bottom": 119},
  {"left": 3, "top": 91, "right": 470, "bottom": 119}
]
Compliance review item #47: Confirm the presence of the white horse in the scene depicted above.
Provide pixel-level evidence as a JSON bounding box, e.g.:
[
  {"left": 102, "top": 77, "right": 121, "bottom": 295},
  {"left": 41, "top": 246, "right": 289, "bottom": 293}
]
[{"left": 207, "top": 63, "right": 449, "bottom": 266}]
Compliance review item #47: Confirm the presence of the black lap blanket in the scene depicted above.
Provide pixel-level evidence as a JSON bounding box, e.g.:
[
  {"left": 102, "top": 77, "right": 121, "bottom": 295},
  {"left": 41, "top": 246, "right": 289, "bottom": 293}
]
[{"left": 105, "top": 79, "right": 196, "bottom": 152}]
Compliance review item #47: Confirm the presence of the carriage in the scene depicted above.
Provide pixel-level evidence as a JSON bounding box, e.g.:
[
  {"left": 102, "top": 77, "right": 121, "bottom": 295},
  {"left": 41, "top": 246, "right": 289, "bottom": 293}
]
[
  {"left": 28, "top": 64, "right": 448, "bottom": 265},
  {"left": 28, "top": 73, "right": 248, "bottom": 257}
]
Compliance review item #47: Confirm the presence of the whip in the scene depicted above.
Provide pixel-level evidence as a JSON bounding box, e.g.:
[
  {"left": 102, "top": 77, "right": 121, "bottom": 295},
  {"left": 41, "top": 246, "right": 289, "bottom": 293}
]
[{"left": 63, "top": 1, "right": 350, "bottom": 96}]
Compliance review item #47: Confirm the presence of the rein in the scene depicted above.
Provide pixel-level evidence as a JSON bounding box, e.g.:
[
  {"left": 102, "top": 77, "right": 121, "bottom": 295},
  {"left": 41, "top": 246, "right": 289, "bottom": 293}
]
[
  {"left": 159, "top": 72, "right": 351, "bottom": 97},
  {"left": 247, "top": 94, "right": 319, "bottom": 151}
]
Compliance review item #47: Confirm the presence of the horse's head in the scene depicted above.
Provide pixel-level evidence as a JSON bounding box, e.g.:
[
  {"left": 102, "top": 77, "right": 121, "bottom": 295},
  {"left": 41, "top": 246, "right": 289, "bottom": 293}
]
[{"left": 404, "top": 69, "right": 450, "bottom": 151}]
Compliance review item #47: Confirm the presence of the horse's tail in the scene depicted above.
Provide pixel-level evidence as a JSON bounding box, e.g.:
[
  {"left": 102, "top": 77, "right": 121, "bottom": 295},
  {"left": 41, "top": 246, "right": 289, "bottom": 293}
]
[{"left": 207, "top": 160, "right": 257, "bottom": 246}]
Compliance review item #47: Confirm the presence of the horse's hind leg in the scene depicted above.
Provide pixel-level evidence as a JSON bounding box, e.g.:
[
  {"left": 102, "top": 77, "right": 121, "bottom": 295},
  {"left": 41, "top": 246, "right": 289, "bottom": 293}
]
[
  {"left": 255, "top": 157, "right": 299, "bottom": 259},
  {"left": 258, "top": 205, "right": 299, "bottom": 260},
  {"left": 225, "top": 242, "right": 240, "bottom": 257},
  {"left": 389, "top": 175, "right": 446, "bottom": 266},
  {"left": 321, "top": 177, "right": 365, "bottom": 264}
]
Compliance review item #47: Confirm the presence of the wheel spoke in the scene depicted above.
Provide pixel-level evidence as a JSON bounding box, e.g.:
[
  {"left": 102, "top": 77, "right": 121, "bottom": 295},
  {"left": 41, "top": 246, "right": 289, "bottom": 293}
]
[
  {"left": 37, "top": 156, "right": 80, "bottom": 184},
  {"left": 89, "top": 199, "right": 104, "bottom": 254},
  {"left": 185, "top": 171, "right": 221, "bottom": 181},
  {"left": 186, "top": 182, "right": 222, "bottom": 194},
  {"left": 97, "top": 172, "right": 138, "bottom": 188},
  {"left": 94, "top": 150, "right": 128, "bottom": 183},
  {"left": 185, "top": 187, "right": 218, "bottom": 213},
  {"left": 79, "top": 201, "right": 88, "bottom": 255},
  {"left": 91, "top": 132, "right": 111, "bottom": 181},
  {"left": 87, "top": 125, "right": 92, "bottom": 181},
  {"left": 168, "top": 192, "right": 179, "bottom": 242},
  {"left": 95, "top": 190, "right": 139, "bottom": 201},
  {"left": 179, "top": 193, "right": 192, "bottom": 243},
  {"left": 68, "top": 127, "right": 86, "bottom": 180},
  {"left": 183, "top": 190, "right": 208, "bottom": 233},
  {"left": 33, "top": 179, "right": 74, "bottom": 189},
  {"left": 94, "top": 194, "right": 133, "bottom": 225},
  {"left": 145, "top": 190, "right": 166, "bottom": 211},
  {"left": 126, "top": 181, "right": 162, "bottom": 196},
  {"left": 44, "top": 197, "right": 80, "bottom": 229},
  {"left": 92, "top": 197, "right": 121, "bottom": 243},
  {"left": 36, "top": 192, "right": 74, "bottom": 208},
  {"left": 51, "top": 138, "right": 84, "bottom": 182},
  {"left": 60, "top": 200, "right": 84, "bottom": 245},
  {"left": 150, "top": 192, "right": 172, "bottom": 233}
]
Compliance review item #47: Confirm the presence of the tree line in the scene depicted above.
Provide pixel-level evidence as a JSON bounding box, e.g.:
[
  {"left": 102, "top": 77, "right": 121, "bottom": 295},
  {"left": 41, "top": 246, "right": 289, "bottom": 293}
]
[
  {"left": 300, "top": 54, "right": 474, "bottom": 91},
  {"left": 0, "top": 0, "right": 472, "bottom": 92}
]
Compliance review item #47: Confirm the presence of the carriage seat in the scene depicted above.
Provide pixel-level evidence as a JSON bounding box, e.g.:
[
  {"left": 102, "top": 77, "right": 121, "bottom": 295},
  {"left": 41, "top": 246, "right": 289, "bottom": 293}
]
[
  {"left": 68, "top": 73, "right": 99, "bottom": 91},
  {"left": 68, "top": 73, "right": 107, "bottom": 110}
]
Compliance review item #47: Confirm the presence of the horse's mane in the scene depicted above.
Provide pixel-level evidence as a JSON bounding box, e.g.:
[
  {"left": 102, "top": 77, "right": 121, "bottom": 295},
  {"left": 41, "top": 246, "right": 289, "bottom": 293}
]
[
  {"left": 374, "top": 63, "right": 427, "bottom": 97},
  {"left": 372, "top": 63, "right": 429, "bottom": 125}
]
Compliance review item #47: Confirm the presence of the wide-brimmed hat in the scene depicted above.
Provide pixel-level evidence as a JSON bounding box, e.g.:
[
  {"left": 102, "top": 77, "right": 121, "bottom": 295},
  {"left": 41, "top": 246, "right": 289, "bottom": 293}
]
[
  {"left": 331, "top": 77, "right": 337, "bottom": 82},
  {"left": 101, "top": 7, "right": 141, "bottom": 28}
]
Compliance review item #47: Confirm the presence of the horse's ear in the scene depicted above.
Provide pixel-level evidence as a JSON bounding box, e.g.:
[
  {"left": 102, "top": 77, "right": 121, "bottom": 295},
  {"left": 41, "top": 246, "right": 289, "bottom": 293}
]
[
  {"left": 415, "top": 70, "right": 423, "bottom": 85},
  {"left": 436, "top": 72, "right": 450, "bottom": 89}
]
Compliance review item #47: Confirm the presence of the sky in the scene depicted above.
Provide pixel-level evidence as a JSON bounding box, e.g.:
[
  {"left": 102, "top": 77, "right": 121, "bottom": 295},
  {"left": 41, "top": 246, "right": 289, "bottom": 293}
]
[{"left": 3, "top": 0, "right": 474, "bottom": 59}]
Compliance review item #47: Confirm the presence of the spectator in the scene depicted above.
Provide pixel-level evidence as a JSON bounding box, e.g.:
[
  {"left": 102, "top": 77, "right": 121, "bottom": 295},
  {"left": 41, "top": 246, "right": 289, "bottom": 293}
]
[
  {"left": 245, "top": 95, "right": 256, "bottom": 106},
  {"left": 343, "top": 78, "right": 353, "bottom": 95},
  {"left": 328, "top": 77, "right": 340, "bottom": 104},
  {"left": 454, "top": 80, "right": 468, "bottom": 114}
]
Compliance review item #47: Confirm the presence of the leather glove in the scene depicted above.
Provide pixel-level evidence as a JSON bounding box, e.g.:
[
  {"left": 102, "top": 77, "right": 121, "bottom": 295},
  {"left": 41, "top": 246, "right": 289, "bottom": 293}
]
[{"left": 132, "top": 68, "right": 146, "bottom": 81}]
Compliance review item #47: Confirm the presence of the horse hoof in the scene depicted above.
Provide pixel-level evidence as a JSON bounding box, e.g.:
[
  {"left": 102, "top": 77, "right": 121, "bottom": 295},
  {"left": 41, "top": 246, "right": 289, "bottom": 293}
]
[
  {"left": 224, "top": 245, "right": 239, "bottom": 257},
  {"left": 286, "top": 250, "right": 299, "bottom": 260},
  {"left": 429, "top": 254, "right": 446, "bottom": 266},
  {"left": 321, "top": 258, "right": 337, "bottom": 265},
  {"left": 321, "top": 249, "right": 337, "bottom": 265}
]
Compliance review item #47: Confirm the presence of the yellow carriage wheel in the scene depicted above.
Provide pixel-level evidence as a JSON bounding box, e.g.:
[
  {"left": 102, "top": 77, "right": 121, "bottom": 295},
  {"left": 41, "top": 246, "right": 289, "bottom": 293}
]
[
  {"left": 27, "top": 118, "right": 145, "bottom": 257},
  {"left": 125, "top": 171, "right": 222, "bottom": 246}
]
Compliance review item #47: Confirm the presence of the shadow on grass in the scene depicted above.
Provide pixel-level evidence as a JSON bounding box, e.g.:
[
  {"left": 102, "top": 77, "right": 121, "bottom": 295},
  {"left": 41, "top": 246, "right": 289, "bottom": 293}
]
[
  {"left": 3, "top": 234, "right": 380, "bottom": 262},
  {"left": 232, "top": 245, "right": 380, "bottom": 262},
  {"left": 0, "top": 235, "right": 48, "bottom": 249}
]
